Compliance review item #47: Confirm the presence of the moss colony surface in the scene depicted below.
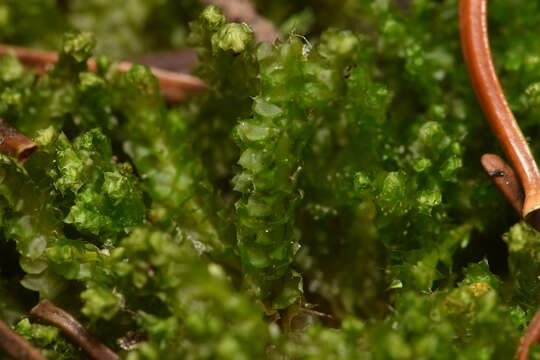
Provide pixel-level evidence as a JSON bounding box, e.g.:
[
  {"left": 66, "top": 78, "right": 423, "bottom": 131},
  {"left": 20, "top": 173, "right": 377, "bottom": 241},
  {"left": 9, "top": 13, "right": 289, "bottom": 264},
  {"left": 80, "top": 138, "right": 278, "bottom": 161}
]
[{"left": 2, "top": 0, "right": 540, "bottom": 358}]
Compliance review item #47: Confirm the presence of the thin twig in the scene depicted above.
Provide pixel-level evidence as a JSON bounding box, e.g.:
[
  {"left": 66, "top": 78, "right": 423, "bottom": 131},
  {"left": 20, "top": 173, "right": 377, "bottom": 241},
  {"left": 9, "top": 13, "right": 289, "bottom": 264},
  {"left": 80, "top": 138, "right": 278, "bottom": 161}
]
[
  {"left": 0, "top": 119, "right": 38, "bottom": 162},
  {"left": 460, "top": 2, "right": 540, "bottom": 357},
  {"left": 203, "top": 0, "right": 280, "bottom": 43},
  {"left": 94, "top": 59, "right": 206, "bottom": 103},
  {"left": 30, "top": 299, "right": 119, "bottom": 360},
  {"left": 481, "top": 154, "right": 524, "bottom": 215},
  {"left": 130, "top": 50, "right": 198, "bottom": 74},
  {"left": 0, "top": 318, "right": 46, "bottom": 360},
  {"left": 480, "top": 154, "right": 540, "bottom": 228},
  {"left": 0, "top": 44, "right": 57, "bottom": 76},
  {"left": 0, "top": 44, "right": 207, "bottom": 104},
  {"left": 459, "top": 0, "right": 540, "bottom": 220},
  {"left": 517, "top": 306, "right": 540, "bottom": 360}
]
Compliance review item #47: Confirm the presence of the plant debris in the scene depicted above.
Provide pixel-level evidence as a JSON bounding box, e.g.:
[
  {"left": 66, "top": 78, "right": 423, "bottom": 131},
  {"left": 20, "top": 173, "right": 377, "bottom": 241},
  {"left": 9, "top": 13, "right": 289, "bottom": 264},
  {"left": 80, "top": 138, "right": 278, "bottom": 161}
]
[
  {"left": 0, "top": 119, "right": 37, "bottom": 162},
  {"left": 0, "top": 44, "right": 207, "bottom": 103},
  {"left": 0, "top": 319, "right": 46, "bottom": 360},
  {"left": 30, "top": 300, "right": 118, "bottom": 360}
]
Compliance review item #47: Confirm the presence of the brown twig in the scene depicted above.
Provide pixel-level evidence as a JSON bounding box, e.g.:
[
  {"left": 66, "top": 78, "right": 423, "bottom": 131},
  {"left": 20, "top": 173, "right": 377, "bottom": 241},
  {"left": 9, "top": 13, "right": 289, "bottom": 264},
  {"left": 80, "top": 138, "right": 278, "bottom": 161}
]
[
  {"left": 517, "top": 306, "right": 540, "bottom": 360},
  {"left": 0, "top": 45, "right": 57, "bottom": 76},
  {"left": 0, "top": 119, "right": 38, "bottom": 162},
  {"left": 479, "top": 154, "right": 540, "bottom": 229},
  {"left": 30, "top": 299, "right": 119, "bottom": 360},
  {"left": 459, "top": 0, "right": 540, "bottom": 222},
  {"left": 0, "top": 318, "right": 46, "bottom": 360},
  {"left": 96, "top": 59, "right": 206, "bottom": 103},
  {"left": 130, "top": 50, "right": 198, "bottom": 74},
  {"left": 460, "top": 1, "right": 540, "bottom": 357},
  {"left": 203, "top": 0, "right": 280, "bottom": 43},
  {"left": 480, "top": 154, "right": 524, "bottom": 215},
  {"left": 0, "top": 44, "right": 207, "bottom": 103}
]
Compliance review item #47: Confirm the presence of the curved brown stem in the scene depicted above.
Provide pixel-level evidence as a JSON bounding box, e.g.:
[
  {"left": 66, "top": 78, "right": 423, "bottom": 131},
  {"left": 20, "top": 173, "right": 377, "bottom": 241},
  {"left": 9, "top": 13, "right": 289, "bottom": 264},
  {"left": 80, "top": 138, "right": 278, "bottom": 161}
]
[
  {"left": 459, "top": 0, "right": 540, "bottom": 219},
  {"left": 481, "top": 154, "right": 540, "bottom": 230},
  {"left": 0, "top": 44, "right": 57, "bottom": 76},
  {"left": 481, "top": 154, "right": 524, "bottom": 214},
  {"left": 0, "top": 319, "right": 46, "bottom": 360},
  {"left": 93, "top": 59, "right": 207, "bottom": 103},
  {"left": 0, "top": 44, "right": 207, "bottom": 104},
  {"left": 517, "top": 306, "right": 540, "bottom": 360},
  {"left": 0, "top": 119, "right": 38, "bottom": 162},
  {"left": 130, "top": 50, "right": 198, "bottom": 74},
  {"left": 30, "top": 299, "right": 118, "bottom": 360}
]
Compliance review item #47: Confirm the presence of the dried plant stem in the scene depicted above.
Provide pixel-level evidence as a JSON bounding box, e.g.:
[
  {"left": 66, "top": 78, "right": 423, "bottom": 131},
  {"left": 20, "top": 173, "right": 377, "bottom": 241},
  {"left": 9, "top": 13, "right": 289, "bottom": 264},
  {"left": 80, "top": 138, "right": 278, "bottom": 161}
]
[
  {"left": 460, "top": 1, "right": 540, "bottom": 357},
  {"left": 0, "top": 118, "right": 38, "bottom": 162},
  {"left": 0, "top": 45, "right": 57, "bottom": 76},
  {"left": 459, "top": 0, "right": 540, "bottom": 221},
  {"left": 479, "top": 153, "right": 540, "bottom": 228},
  {"left": 130, "top": 50, "right": 198, "bottom": 74},
  {"left": 203, "top": 0, "right": 279, "bottom": 43},
  {"left": 0, "top": 44, "right": 207, "bottom": 103},
  {"left": 30, "top": 299, "right": 119, "bottom": 360},
  {"left": 517, "top": 306, "right": 540, "bottom": 360},
  {"left": 0, "top": 319, "right": 46, "bottom": 360},
  {"left": 96, "top": 59, "right": 206, "bottom": 103},
  {"left": 481, "top": 154, "right": 524, "bottom": 214}
]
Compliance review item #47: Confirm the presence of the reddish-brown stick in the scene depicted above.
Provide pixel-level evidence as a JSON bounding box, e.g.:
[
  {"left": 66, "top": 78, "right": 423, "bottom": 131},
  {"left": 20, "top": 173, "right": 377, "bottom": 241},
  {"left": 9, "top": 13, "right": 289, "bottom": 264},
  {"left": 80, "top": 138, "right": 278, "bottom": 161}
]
[
  {"left": 481, "top": 154, "right": 540, "bottom": 229},
  {"left": 517, "top": 306, "right": 540, "bottom": 360},
  {"left": 110, "top": 60, "right": 206, "bottom": 103},
  {"left": 460, "top": 1, "right": 540, "bottom": 357},
  {"left": 0, "top": 318, "right": 46, "bottom": 360},
  {"left": 0, "top": 44, "right": 207, "bottom": 103},
  {"left": 459, "top": 0, "right": 540, "bottom": 220},
  {"left": 30, "top": 299, "right": 119, "bottom": 360},
  {"left": 481, "top": 154, "right": 524, "bottom": 214},
  {"left": 0, "top": 119, "right": 38, "bottom": 162},
  {"left": 130, "top": 50, "right": 198, "bottom": 74}
]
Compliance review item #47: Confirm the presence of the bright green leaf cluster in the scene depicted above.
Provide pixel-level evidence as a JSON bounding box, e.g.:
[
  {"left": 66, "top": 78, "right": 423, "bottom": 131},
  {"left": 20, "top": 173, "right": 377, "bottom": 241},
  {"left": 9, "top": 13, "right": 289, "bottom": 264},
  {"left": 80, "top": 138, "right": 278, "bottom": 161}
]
[
  {"left": 283, "top": 262, "right": 522, "bottom": 360},
  {"left": 232, "top": 29, "right": 368, "bottom": 304},
  {"left": 51, "top": 129, "right": 145, "bottom": 236},
  {"left": 107, "top": 228, "right": 273, "bottom": 360}
]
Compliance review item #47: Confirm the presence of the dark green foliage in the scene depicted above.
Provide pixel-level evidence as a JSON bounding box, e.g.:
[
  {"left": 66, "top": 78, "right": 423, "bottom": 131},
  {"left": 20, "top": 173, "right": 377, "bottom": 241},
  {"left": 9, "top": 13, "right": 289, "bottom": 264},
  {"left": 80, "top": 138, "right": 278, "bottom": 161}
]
[
  {"left": 0, "top": 0, "right": 65, "bottom": 49},
  {"left": 0, "top": 0, "right": 203, "bottom": 58},
  {"left": 107, "top": 228, "right": 272, "bottom": 360},
  {"left": 111, "top": 63, "right": 229, "bottom": 255},
  {"left": 187, "top": 6, "right": 260, "bottom": 185}
]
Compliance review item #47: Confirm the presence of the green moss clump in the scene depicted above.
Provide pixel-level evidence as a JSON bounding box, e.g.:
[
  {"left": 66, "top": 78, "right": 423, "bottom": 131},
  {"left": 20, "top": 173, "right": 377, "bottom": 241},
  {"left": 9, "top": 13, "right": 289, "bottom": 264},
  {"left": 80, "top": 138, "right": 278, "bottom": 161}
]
[{"left": 2, "top": 1, "right": 540, "bottom": 359}]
